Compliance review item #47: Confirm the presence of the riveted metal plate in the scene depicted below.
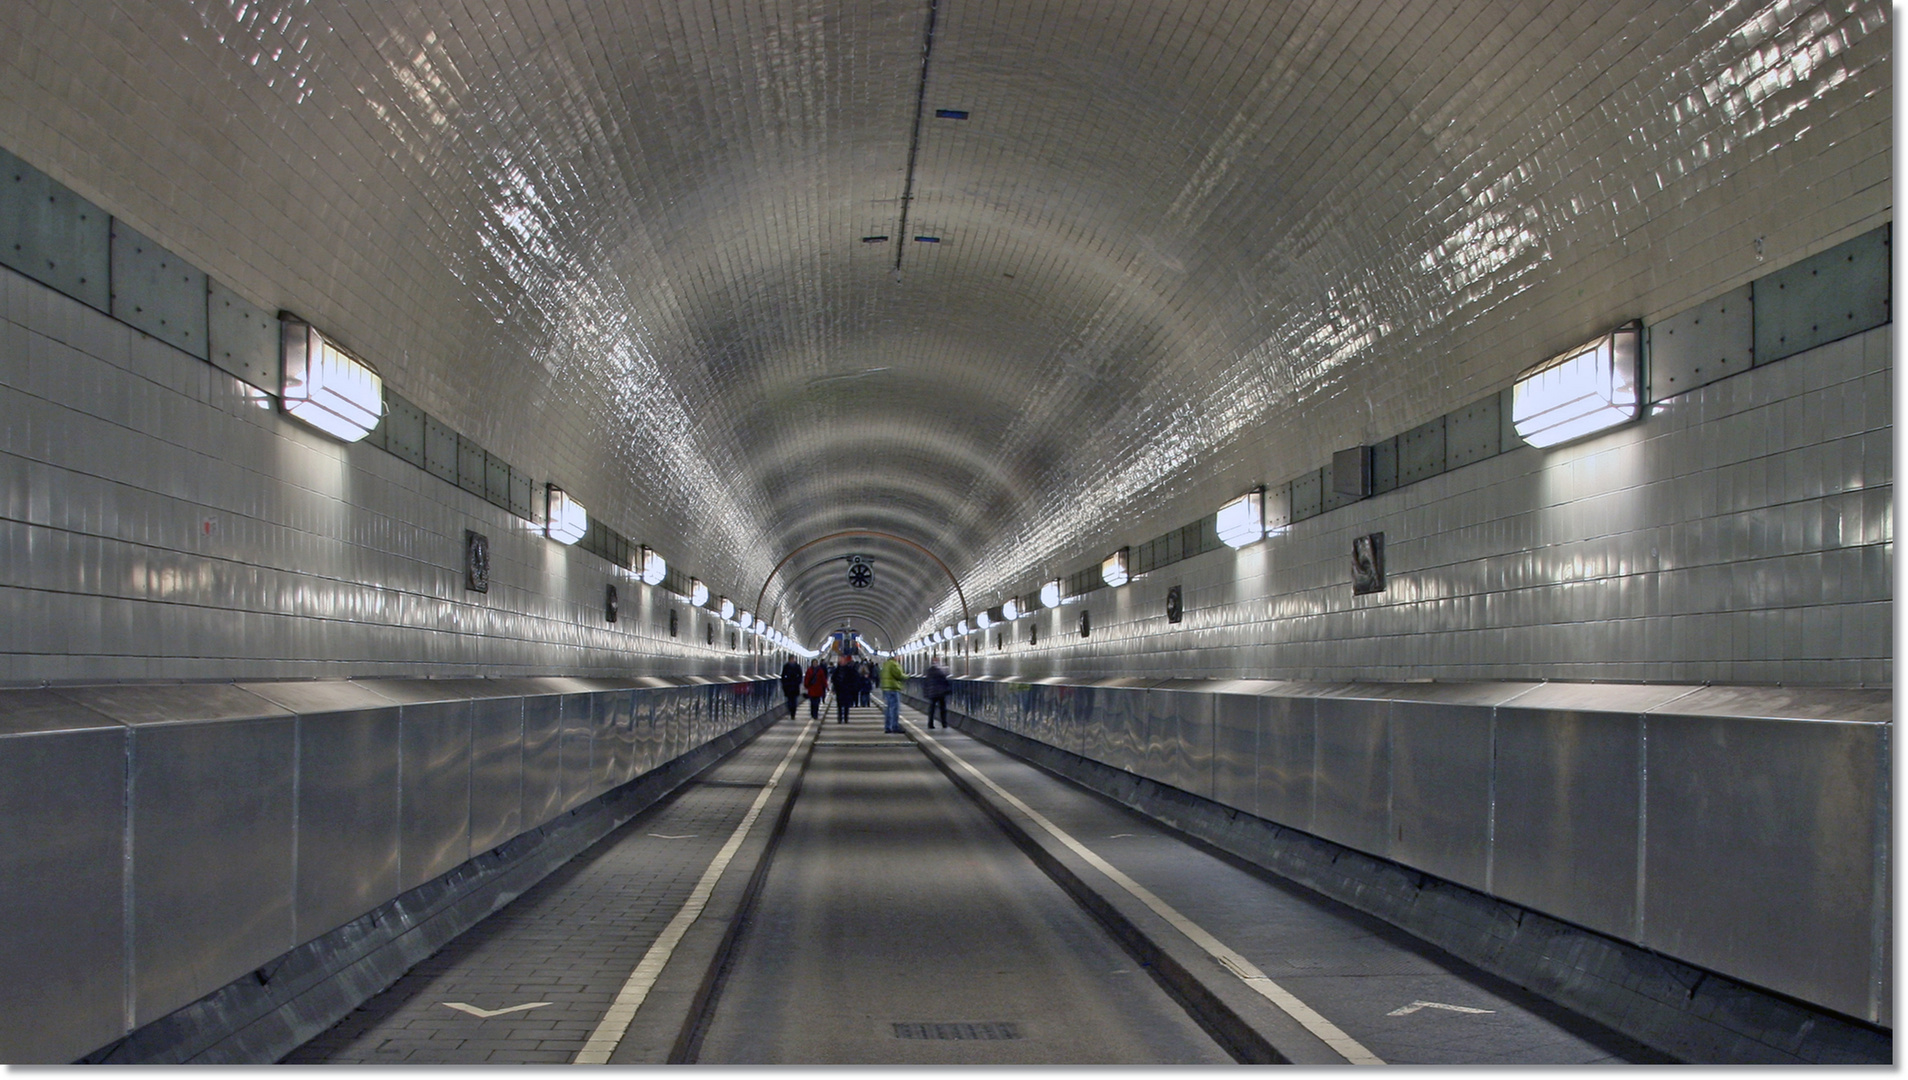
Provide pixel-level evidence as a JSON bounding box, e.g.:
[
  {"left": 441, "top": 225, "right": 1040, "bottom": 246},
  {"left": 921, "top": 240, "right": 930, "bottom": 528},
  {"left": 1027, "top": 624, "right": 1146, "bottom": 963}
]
[
  {"left": 1444, "top": 394, "right": 1501, "bottom": 469},
  {"left": 424, "top": 412, "right": 458, "bottom": 483},
  {"left": 485, "top": 450, "right": 510, "bottom": 508},
  {"left": 509, "top": 463, "right": 534, "bottom": 519},
  {"left": 110, "top": 220, "right": 207, "bottom": 359},
  {"left": 0, "top": 146, "right": 109, "bottom": 310},
  {"left": 1264, "top": 482, "right": 1293, "bottom": 532},
  {"left": 1397, "top": 414, "right": 1447, "bottom": 484},
  {"left": 380, "top": 392, "right": 426, "bottom": 468},
  {"left": 1370, "top": 434, "right": 1400, "bottom": 494},
  {"left": 1754, "top": 226, "right": 1890, "bottom": 365},
  {"left": 206, "top": 279, "right": 280, "bottom": 394},
  {"left": 1649, "top": 284, "right": 1753, "bottom": 400},
  {"left": 1290, "top": 468, "right": 1323, "bottom": 521},
  {"left": 457, "top": 434, "right": 487, "bottom": 497}
]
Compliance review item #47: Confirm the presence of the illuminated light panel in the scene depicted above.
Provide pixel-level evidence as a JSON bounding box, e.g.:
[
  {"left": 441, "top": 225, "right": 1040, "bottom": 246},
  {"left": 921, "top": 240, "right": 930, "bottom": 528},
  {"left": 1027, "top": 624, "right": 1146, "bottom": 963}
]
[
  {"left": 639, "top": 545, "right": 666, "bottom": 585},
  {"left": 690, "top": 578, "right": 709, "bottom": 606},
  {"left": 737, "top": 609, "right": 752, "bottom": 629},
  {"left": 719, "top": 597, "right": 735, "bottom": 620},
  {"left": 1512, "top": 324, "right": 1642, "bottom": 448},
  {"left": 1101, "top": 548, "right": 1130, "bottom": 588},
  {"left": 1002, "top": 599, "right": 1019, "bottom": 620},
  {"left": 1040, "top": 579, "right": 1063, "bottom": 608},
  {"left": 280, "top": 317, "right": 383, "bottom": 442},
  {"left": 976, "top": 612, "right": 993, "bottom": 629},
  {"left": 545, "top": 484, "right": 588, "bottom": 545},
  {"left": 1217, "top": 489, "right": 1266, "bottom": 549},
  {"left": 956, "top": 619, "right": 970, "bottom": 635}
]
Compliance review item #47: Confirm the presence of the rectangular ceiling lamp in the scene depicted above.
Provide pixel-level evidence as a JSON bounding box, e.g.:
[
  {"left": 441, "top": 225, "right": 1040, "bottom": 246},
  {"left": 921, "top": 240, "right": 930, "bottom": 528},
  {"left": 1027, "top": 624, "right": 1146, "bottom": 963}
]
[
  {"left": 1217, "top": 489, "right": 1265, "bottom": 548},
  {"left": 1101, "top": 548, "right": 1130, "bottom": 588},
  {"left": 281, "top": 316, "right": 383, "bottom": 442},
  {"left": 1511, "top": 323, "right": 1642, "bottom": 448},
  {"left": 639, "top": 545, "right": 666, "bottom": 585},
  {"left": 545, "top": 484, "right": 587, "bottom": 545}
]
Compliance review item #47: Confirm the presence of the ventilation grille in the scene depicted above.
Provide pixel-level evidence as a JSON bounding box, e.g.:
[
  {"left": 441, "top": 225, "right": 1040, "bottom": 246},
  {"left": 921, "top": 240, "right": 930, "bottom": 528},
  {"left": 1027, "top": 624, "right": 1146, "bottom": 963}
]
[{"left": 892, "top": 1021, "right": 1021, "bottom": 1041}]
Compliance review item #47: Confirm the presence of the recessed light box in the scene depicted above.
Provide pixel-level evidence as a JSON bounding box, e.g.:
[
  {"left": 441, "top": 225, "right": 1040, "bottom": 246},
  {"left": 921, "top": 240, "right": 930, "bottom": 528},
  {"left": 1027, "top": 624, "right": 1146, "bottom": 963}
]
[
  {"left": 1512, "top": 323, "right": 1642, "bottom": 448},
  {"left": 281, "top": 316, "right": 383, "bottom": 441},
  {"left": 639, "top": 545, "right": 666, "bottom": 585},
  {"left": 545, "top": 485, "right": 587, "bottom": 545},
  {"left": 1332, "top": 448, "right": 1371, "bottom": 498},
  {"left": 1217, "top": 489, "right": 1265, "bottom": 548},
  {"left": 1101, "top": 548, "right": 1130, "bottom": 588}
]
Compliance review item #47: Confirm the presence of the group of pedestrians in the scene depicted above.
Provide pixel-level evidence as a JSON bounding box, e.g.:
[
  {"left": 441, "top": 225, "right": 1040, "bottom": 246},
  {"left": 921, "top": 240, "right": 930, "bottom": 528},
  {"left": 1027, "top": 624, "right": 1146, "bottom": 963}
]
[{"left": 776, "top": 651, "right": 953, "bottom": 733}]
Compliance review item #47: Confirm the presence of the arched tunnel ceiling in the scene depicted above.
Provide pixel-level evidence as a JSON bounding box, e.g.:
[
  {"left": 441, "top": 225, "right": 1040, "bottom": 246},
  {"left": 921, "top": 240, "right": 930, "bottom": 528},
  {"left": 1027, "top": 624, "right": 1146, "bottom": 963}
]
[{"left": 0, "top": 0, "right": 1886, "bottom": 644}]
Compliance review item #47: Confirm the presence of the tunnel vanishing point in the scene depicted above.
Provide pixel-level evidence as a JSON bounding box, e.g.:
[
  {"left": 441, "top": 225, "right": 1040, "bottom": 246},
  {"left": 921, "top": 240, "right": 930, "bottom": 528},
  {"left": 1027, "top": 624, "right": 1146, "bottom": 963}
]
[{"left": 0, "top": 0, "right": 1893, "bottom": 1066}]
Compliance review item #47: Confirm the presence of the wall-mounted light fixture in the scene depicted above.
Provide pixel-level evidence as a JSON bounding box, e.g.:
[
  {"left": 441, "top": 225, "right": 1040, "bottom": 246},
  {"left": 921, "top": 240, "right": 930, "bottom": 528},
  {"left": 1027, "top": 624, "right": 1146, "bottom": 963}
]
[
  {"left": 1002, "top": 598, "right": 1019, "bottom": 620},
  {"left": 1101, "top": 548, "right": 1130, "bottom": 588},
  {"left": 1040, "top": 579, "right": 1063, "bottom": 607},
  {"left": 1511, "top": 323, "right": 1642, "bottom": 448},
  {"left": 737, "top": 608, "right": 752, "bottom": 630},
  {"left": 690, "top": 578, "right": 709, "bottom": 607},
  {"left": 280, "top": 315, "right": 384, "bottom": 442},
  {"left": 1217, "top": 488, "right": 1266, "bottom": 549},
  {"left": 545, "top": 484, "right": 588, "bottom": 545},
  {"left": 638, "top": 545, "right": 666, "bottom": 586},
  {"left": 719, "top": 596, "right": 735, "bottom": 620},
  {"left": 976, "top": 611, "right": 993, "bottom": 629},
  {"left": 956, "top": 619, "right": 971, "bottom": 636}
]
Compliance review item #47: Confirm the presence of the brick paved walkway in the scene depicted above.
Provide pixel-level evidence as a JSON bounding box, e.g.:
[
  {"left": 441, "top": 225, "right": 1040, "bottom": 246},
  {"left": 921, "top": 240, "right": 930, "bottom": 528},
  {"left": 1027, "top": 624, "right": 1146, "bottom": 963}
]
[{"left": 286, "top": 710, "right": 839, "bottom": 1064}]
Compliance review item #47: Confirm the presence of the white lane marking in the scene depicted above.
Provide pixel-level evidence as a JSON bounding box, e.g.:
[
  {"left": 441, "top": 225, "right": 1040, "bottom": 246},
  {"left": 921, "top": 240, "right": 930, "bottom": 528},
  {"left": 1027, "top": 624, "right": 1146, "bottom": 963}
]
[
  {"left": 648, "top": 833, "right": 697, "bottom": 839},
  {"left": 1388, "top": 1001, "right": 1495, "bottom": 1017},
  {"left": 907, "top": 721, "right": 1384, "bottom": 1066},
  {"left": 441, "top": 1001, "right": 552, "bottom": 1018},
  {"left": 573, "top": 719, "right": 818, "bottom": 1065},
  {"left": 1109, "top": 833, "right": 1136, "bottom": 838}
]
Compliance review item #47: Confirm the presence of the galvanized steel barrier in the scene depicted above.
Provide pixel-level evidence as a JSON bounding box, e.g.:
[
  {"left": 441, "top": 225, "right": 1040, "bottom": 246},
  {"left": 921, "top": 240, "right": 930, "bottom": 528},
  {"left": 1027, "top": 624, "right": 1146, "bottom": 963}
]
[
  {"left": 0, "top": 675, "right": 780, "bottom": 1062},
  {"left": 915, "top": 675, "right": 1891, "bottom": 1028}
]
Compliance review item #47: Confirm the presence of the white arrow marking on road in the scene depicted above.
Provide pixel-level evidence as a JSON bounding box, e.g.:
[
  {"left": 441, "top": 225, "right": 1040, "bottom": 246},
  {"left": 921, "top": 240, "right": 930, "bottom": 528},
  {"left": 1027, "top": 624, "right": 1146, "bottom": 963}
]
[
  {"left": 648, "top": 833, "right": 697, "bottom": 839},
  {"left": 441, "top": 1001, "right": 553, "bottom": 1019},
  {"left": 1387, "top": 1001, "right": 1496, "bottom": 1017}
]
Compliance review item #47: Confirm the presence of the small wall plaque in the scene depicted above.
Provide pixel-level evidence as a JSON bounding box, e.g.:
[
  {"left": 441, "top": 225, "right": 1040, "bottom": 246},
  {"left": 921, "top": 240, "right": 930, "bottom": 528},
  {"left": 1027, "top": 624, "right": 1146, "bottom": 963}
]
[
  {"left": 706, "top": 622, "right": 714, "bottom": 645},
  {"left": 1166, "top": 585, "right": 1184, "bottom": 623},
  {"left": 1030, "top": 623, "right": 1038, "bottom": 646},
  {"left": 1079, "top": 609, "right": 1091, "bottom": 638},
  {"left": 668, "top": 607, "right": 678, "bottom": 637},
  {"left": 465, "top": 530, "right": 489, "bottom": 593},
  {"left": 605, "top": 584, "right": 619, "bottom": 623},
  {"left": 1352, "top": 532, "right": 1386, "bottom": 595}
]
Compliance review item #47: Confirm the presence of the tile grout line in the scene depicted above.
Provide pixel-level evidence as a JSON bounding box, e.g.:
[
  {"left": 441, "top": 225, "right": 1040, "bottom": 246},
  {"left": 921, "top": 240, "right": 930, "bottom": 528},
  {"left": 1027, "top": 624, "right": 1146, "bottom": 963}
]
[
  {"left": 570, "top": 718, "right": 819, "bottom": 1065},
  {"left": 907, "top": 718, "right": 1385, "bottom": 1066}
]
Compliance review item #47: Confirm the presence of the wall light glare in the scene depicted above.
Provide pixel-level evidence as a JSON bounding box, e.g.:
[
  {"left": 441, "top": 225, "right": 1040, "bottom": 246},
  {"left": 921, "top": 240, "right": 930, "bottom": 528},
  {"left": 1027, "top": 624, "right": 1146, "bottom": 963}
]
[
  {"left": 639, "top": 545, "right": 667, "bottom": 586},
  {"left": 1002, "top": 599, "right": 1019, "bottom": 621},
  {"left": 690, "top": 578, "right": 709, "bottom": 607},
  {"left": 280, "top": 316, "right": 383, "bottom": 442},
  {"left": 1511, "top": 323, "right": 1642, "bottom": 448},
  {"left": 719, "top": 597, "right": 735, "bottom": 620},
  {"left": 1217, "top": 488, "right": 1266, "bottom": 549},
  {"left": 976, "top": 611, "right": 993, "bottom": 629},
  {"left": 956, "top": 619, "right": 971, "bottom": 636},
  {"left": 1101, "top": 548, "right": 1130, "bottom": 588},
  {"left": 737, "top": 609, "right": 752, "bottom": 630},
  {"left": 1040, "top": 579, "right": 1063, "bottom": 608},
  {"left": 545, "top": 484, "right": 588, "bottom": 545}
]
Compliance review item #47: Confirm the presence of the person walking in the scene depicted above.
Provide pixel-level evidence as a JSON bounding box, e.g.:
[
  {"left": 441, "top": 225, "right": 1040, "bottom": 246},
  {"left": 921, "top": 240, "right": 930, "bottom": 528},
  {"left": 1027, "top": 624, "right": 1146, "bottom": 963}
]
[
  {"left": 924, "top": 656, "right": 951, "bottom": 729},
  {"left": 829, "top": 654, "right": 859, "bottom": 724},
  {"left": 779, "top": 654, "right": 803, "bottom": 719},
  {"left": 856, "top": 658, "right": 874, "bottom": 707},
  {"left": 803, "top": 658, "right": 828, "bottom": 720},
  {"left": 878, "top": 652, "right": 907, "bottom": 733}
]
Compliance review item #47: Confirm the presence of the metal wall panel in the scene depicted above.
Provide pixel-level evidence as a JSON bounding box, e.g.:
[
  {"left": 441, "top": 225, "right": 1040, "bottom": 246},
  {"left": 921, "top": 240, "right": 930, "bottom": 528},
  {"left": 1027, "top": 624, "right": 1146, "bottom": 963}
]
[
  {"left": 1151, "top": 688, "right": 1214, "bottom": 799},
  {"left": 0, "top": 693, "right": 127, "bottom": 1062},
  {"left": 1387, "top": 703, "right": 1492, "bottom": 890},
  {"left": 1490, "top": 706, "right": 1640, "bottom": 940},
  {"left": 1444, "top": 395, "right": 1501, "bottom": 469},
  {"left": 1255, "top": 695, "right": 1316, "bottom": 830},
  {"left": 456, "top": 434, "right": 487, "bottom": 497},
  {"left": 1289, "top": 467, "right": 1323, "bottom": 520},
  {"left": 291, "top": 707, "right": 401, "bottom": 942},
  {"left": 1397, "top": 414, "right": 1447, "bottom": 484},
  {"left": 519, "top": 693, "right": 564, "bottom": 831},
  {"left": 1648, "top": 284, "right": 1753, "bottom": 400},
  {"left": 423, "top": 413, "right": 458, "bottom": 484},
  {"left": 206, "top": 280, "right": 280, "bottom": 394},
  {"left": 397, "top": 701, "right": 472, "bottom": 892},
  {"left": 597, "top": 689, "right": 636, "bottom": 793},
  {"left": 128, "top": 715, "right": 296, "bottom": 1026},
  {"left": 1642, "top": 712, "right": 1885, "bottom": 1022},
  {"left": 467, "top": 696, "right": 524, "bottom": 856},
  {"left": 1309, "top": 698, "right": 1390, "bottom": 857},
  {"left": 1138, "top": 688, "right": 1178, "bottom": 785},
  {"left": 381, "top": 393, "right": 427, "bottom": 469},
  {"left": 1210, "top": 693, "right": 1258, "bottom": 815},
  {"left": 558, "top": 694, "right": 595, "bottom": 811},
  {"left": 1754, "top": 227, "right": 1891, "bottom": 364},
  {"left": 109, "top": 220, "right": 207, "bottom": 359},
  {"left": 0, "top": 145, "right": 109, "bottom": 310}
]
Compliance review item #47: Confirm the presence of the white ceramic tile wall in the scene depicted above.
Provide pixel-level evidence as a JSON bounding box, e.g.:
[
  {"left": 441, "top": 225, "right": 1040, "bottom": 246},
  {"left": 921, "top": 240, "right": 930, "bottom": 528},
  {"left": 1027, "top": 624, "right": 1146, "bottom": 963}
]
[
  {"left": 0, "top": 267, "right": 771, "bottom": 684},
  {"left": 957, "top": 325, "right": 1893, "bottom": 687}
]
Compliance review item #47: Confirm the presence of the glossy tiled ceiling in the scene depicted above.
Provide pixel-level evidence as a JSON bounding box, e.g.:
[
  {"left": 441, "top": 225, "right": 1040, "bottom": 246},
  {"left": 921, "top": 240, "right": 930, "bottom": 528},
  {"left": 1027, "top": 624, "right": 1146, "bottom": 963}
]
[{"left": 0, "top": 0, "right": 1888, "bottom": 647}]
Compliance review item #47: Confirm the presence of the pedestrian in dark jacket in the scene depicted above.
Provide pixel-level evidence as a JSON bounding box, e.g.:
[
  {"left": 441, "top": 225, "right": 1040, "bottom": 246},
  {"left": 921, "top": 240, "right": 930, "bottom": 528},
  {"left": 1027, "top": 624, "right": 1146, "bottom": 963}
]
[
  {"left": 803, "top": 659, "right": 828, "bottom": 720},
  {"left": 829, "top": 655, "right": 859, "bottom": 724},
  {"left": 856, "top": 660, "right": 874, "bottom": 707},
  {"left": 779, "top": 656, "right": 803, "bottom": 718},
  {"left": 924, "top": 659, "right": 951, "bottom": 729}
]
